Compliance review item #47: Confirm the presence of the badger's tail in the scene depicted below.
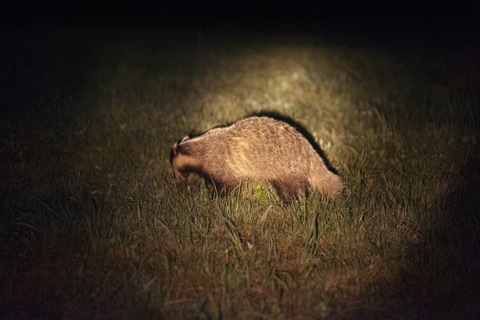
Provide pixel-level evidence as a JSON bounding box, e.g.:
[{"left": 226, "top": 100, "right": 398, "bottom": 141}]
[{"left": 312, "top": 169, "right": 344, "bottom": 199}]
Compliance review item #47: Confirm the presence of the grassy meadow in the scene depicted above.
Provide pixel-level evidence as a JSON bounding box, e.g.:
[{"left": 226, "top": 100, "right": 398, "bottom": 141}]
[{"left": 1, "top": 26, "right": 479, "bottom": 319}]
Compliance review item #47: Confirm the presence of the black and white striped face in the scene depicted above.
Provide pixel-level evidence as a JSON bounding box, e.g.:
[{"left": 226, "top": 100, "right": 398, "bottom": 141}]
[
  {"left": 170, "top": 143, "right": 188, "bottom": 187},
  {"left": 170, "top": 137, "right": 203, "bottom": 188}
]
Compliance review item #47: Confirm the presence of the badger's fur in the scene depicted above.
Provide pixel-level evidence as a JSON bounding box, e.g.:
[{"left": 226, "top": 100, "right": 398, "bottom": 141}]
[{"left": 170, "top": 116, "right": 343, "bottom": 202}]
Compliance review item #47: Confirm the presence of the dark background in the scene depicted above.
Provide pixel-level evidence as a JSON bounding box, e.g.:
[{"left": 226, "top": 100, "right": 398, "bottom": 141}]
[
  {"left": 1, "top": 1, "right": 480, "bottom": 319},
  {"left": 2, "top": 0, "right": 479, "bottom": 42}
]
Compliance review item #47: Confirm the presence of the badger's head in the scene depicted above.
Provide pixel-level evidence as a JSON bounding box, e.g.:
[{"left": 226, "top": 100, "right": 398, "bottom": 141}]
[{"left": 170, "top": 136, "right": 191, "bottom": 188}]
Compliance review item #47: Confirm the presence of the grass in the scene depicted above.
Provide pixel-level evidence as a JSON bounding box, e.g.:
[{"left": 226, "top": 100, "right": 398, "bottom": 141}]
[{"left": 1, "top": 26, "right": 479, "bottom": 319}]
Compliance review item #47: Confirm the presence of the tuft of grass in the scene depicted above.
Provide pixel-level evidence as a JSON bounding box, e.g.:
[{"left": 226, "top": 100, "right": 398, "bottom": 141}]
[{"left": 1, "top": 26, "right": 479, "bottom": 319}]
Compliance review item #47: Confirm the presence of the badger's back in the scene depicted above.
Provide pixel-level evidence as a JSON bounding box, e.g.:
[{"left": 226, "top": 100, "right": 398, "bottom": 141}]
[
  {"left": 223, "top": 118, "right": 316, "bottom": 176},
  {"left": 172, "top": 116, "right": 343, "bottom": 200}
]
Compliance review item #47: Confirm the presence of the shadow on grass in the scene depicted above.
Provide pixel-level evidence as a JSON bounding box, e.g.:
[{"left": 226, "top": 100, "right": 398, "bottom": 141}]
[
  {"left": 371, "top": 148, "right": 480, "bottom": 320},
  {"left": 343, "top": 73, "right": 480, "bottom": 319}
]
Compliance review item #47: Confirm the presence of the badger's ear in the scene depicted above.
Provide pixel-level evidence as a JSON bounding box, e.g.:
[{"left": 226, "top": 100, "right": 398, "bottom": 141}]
[{"left": 181, "top": 135, "right": 190, "bottom": 143}]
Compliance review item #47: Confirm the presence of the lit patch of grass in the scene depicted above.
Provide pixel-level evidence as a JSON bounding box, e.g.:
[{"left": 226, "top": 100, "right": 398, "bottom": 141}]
[{"left": 1, "top": 27, "right": 479, "bottom": 319}]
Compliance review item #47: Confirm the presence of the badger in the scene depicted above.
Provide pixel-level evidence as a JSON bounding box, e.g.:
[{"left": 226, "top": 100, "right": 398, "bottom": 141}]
[{"left": 170, "top": 116, "right": 344, "bottom": 202}]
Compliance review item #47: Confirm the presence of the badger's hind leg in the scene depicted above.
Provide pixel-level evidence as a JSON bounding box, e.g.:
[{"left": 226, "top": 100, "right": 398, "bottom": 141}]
[{"left": 271, "top": 178, "right": 307, "bottom": 203}]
